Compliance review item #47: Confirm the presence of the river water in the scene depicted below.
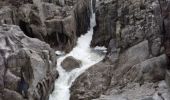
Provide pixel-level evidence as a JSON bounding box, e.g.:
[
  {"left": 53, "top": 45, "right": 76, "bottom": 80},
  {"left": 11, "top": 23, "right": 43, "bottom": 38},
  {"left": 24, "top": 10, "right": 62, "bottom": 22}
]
[{"left": 49, "top": 1, "right": 106, "bottom": 99}]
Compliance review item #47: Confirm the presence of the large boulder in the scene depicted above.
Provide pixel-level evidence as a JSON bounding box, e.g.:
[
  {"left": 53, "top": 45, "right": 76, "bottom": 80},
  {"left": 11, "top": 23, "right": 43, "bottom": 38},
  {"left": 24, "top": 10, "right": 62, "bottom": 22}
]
[
  {"left": 70, "top": 40, "right": 165, "bottom": 100},
  {"left": 134, "top": 54, "right": 167, "bottom": 82},
  {"left": 0, "top": 25, "right": 58, "bottom": 100},
  {"left": 110, "top": 40, "right": 150, "bottom": 86},
  {"left": 70, "top": 62, "right": 112, "bottom": 100},
  {"left": 61, "top": 56, "right": 81, "bottom": 71}
]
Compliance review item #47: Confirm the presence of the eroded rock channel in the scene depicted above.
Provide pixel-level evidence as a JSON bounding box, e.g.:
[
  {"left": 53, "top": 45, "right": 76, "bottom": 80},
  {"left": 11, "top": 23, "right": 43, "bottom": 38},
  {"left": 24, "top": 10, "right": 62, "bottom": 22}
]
[{"left": 0, "top": 0, "right": 170, "bottom": 100}]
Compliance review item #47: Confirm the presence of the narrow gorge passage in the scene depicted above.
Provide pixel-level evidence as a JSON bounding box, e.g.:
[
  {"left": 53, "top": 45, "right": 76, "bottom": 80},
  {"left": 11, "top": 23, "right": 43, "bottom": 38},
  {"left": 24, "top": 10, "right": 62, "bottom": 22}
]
[{"left": 49, "top": 1, "right": 106, "bottom": 100}]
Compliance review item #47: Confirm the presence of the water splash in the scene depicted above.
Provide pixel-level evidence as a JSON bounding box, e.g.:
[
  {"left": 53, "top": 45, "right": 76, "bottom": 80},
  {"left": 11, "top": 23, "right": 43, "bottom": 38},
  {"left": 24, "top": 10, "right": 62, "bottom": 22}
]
[{"left": 49, "top": 0, "right": 106, "bottom": 99}]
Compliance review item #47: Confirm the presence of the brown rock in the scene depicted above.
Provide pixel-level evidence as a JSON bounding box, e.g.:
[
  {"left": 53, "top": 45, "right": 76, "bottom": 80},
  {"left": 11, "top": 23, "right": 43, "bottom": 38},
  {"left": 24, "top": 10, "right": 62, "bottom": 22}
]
[{"left": 61, "top": 56, "right": 81, "bottom": 71}]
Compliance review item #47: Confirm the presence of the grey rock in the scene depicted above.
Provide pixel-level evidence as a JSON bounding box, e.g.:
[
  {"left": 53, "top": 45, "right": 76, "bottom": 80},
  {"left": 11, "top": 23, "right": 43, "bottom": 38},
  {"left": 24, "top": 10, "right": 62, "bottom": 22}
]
[
  {"left": 166, "top": 70, "right": 170, "bottom": 88},
  {"left": 3, "top": 89, "right": 24, "bottom": 100},
  {"left": 45, "top": 14, "right": 77, "bottom": 52},
  {"left": 70, "top": 0, "right": 170, "bottom": 100},
  {"left": 58, "top": 0, "right": 65, "bottom": 6},
  {"left": 4, "top": 70, "right": 20, "bottom": 91},
  {"left": 0, "top": 54, "right": 5, "bottom": 90},
  {"left": 93, "top": 95, "right": 128, "bottom": 100},
  {"left": 42, "top": 3, "right": 62, "bottom": 20},
  {"left": 106, "top": 39, "right": 120, "bottom": 63},
  {"left": 61, "top": 56, "right": 81, "bottom": 71},
  {"left": 70, "top": 40, "right": 151, "bottom": 100},
  {"left": 74, "top": 0, "right": 92, "bottom": 37},
  {"left": 151, "top": 38, "right": 162, "bottom": 56},
  {"left": 91, "top": 0, "right": 162, "bottom": 51},
  {"left": 0, "top": 25, "right": 58, "bottom": 100},
  {"left": 0, "top": 6, "right": 13, "bottom": 25},
  {"left": 91, "top": 1, "right": 117, "bottom": 47},
  {"left": 135, "top": 54, "right": 167, "bottom": 82},
  {"left": 65, "top": 0, "right": 77, "bottom": 6},
  {"left": 1, "top": 0, "right": 93, "bottom": 53},
  {"left": 141, "top": 97, "right": 153, "bottom": 100},
  {"left": 70, "top": 62, "right": 112, "bottom": 100},
  {"left": 110, "top": 40, "right": 150, "bottom": 86}
]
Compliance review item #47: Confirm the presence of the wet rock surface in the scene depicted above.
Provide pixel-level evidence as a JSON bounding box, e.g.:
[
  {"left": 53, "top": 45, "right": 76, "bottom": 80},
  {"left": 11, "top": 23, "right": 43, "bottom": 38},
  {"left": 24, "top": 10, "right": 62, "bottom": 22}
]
[{"left": 61, "top": 56, "right": 81, "bottom": 71}]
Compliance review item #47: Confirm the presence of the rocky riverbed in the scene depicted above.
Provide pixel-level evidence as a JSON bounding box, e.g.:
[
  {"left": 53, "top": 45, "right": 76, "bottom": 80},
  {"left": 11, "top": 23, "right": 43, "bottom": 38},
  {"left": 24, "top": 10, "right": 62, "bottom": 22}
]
[{"left": 0, "top": 0, "right": 170, "bottom": 100}]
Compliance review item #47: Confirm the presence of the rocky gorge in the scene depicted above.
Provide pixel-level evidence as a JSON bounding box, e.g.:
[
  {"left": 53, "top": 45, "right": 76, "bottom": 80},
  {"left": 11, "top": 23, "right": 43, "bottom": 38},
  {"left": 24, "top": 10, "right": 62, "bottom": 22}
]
[
  {"left": 0, "top": 0, "right": 93, "bottom": 99},
  {"left": 0, "top": 0, "right": 170, "bottom": 100},
  {"left": 71, "top": 0, "right": 170, "bottom": 100}
]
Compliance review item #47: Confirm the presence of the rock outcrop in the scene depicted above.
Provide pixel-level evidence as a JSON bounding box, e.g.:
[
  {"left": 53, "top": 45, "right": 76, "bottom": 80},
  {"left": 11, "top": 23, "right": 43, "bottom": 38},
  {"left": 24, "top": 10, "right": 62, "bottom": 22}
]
[
  {"left": 0, "top": 0, "right": 96, "bottom": 99},
  {"left": 0, "top": 0, "right": 93, "bottom": 52},
  {"left": 1, "top": 0, "right": 170, "bottom": 99},
  {"left": 70, "top": 62, "right": 112, "bottom": 100},
  {"left": 0, "top": 25, "right": 58, "bottom": 100},
  {"left": 91, "top": 0, "right": 117, "bottom": 47},
  {"left": 94, "top": 81, "right": 170, "bottom": 100},
  {"left": 71, "top": 0, "right": 170, "bottom": 100},
  {"left": 91, "top": 0, "right": 162, "bottom": 50}
]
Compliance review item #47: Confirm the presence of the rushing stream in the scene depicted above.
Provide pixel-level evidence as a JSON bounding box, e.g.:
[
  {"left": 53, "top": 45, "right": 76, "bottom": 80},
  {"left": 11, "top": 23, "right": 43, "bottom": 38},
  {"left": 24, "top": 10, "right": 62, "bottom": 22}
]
[{"left": 49, "top": 1, "right": 106, "bottom": 100}]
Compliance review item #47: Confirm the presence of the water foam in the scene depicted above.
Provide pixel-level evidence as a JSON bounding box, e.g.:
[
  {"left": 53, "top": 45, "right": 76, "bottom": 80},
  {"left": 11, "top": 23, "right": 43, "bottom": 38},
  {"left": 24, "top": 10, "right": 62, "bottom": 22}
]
[{"left": 49, "top": 1, "right": 106, "bottom": 99}]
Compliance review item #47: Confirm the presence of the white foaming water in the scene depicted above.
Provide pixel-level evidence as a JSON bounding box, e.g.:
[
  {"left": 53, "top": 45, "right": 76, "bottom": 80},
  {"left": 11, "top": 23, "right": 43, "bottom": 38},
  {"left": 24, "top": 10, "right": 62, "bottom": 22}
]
[{"left": 49, "top": 1, "right": 106, "bottom": 100}]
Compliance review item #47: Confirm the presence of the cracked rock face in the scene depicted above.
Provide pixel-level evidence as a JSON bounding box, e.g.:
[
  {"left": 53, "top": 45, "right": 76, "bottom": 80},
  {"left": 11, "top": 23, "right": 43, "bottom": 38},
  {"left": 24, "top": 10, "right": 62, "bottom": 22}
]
[
  {"left": 0, "top": 0, "right": 93, "bottom": 53},
  {"left": 1, "top": 0, "right": 170, "bottom": 100},
  {"left": 91, "top": 0, "right": 162, "bottom": 50},
  {"left": 70, "top": 0, "right": 170, "bottom": 100},
  {"left": 70, "top": 62, "right": 112, "bottom": 100},
  {"left": 0, "top": 0, "right": 95, "bottom": 99},
  {"left": 0, "top": 25, "right": 58, "bottom": 100}
]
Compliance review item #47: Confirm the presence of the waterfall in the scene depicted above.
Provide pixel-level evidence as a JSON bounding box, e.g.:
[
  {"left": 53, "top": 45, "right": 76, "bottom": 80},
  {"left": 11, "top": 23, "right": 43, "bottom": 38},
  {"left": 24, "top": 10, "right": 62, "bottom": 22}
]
[{"left": 49, "top": 0, "right": 106, "bottom": 100}]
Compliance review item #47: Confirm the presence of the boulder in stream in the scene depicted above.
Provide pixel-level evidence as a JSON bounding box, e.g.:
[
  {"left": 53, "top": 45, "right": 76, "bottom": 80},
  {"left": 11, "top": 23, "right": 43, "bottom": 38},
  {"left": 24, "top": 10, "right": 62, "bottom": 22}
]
[{"left": 61, "top": 56, "right": 81, "bottom": 71}]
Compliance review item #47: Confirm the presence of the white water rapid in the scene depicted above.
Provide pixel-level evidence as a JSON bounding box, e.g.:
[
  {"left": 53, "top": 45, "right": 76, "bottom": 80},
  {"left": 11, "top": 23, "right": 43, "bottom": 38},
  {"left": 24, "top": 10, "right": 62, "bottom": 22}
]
[{"left": 49, "top": 1, "right": 106, "bottom": 100}]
